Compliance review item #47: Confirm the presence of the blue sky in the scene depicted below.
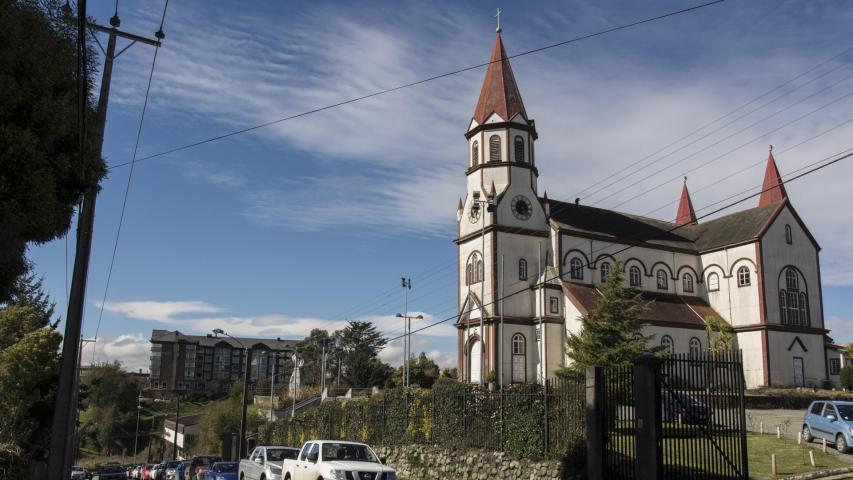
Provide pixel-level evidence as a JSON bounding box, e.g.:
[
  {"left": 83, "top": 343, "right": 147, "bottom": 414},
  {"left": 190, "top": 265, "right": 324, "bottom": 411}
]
[{"left": 28, "top": 0, "right": 853, "bottom": 372}]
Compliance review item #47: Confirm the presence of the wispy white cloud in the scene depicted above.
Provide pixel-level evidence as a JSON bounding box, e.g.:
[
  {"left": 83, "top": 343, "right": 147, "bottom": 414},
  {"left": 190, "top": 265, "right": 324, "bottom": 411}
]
[
  {"left": 86, "top": 333, "right": 151, "bottom": 372},
  {"left": 828, "top": 316, "right": 853, "bottom": 343}
]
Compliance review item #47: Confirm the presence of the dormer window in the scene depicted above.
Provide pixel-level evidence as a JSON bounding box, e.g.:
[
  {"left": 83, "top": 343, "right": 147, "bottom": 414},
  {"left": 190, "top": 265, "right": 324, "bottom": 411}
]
[
  {"left": 472, "top": 141, "right": 479, "bottom": 167},
  {"left": 514, "top": 136, "right": 525, "bottom": 163},
  {"left": 489, "top": 135, "right": 501, "bottom": 163},
  {"left": 785, "top": 224, "right": 792, "bottom": 244}
]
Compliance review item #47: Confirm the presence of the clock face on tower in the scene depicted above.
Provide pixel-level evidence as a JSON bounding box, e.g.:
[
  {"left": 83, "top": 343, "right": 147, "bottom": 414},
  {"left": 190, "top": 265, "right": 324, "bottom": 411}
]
[{"left": 511, "top": 195, "right": 533, "bottom": 220}]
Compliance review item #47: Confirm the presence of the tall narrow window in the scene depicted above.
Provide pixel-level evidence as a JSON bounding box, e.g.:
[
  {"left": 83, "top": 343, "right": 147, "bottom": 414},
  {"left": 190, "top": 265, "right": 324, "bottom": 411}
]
[
  {"left": 737, "top": 266, "right": 751, "bottom": 287},
  {"left": 629, "top": 266, "right": 641, "bottom": 287},
  {"left": 471, "top": 141, "right": 479, "bottom": 167},
  {"left": 466, "top": 252, "right": 483, "bottom": 285},
  {"left": 600, "top": 262, "right": 611, "bottom": 283},
  {"left": 514, "top": 136, "right": 525, "bottom": 163},
  {"left": 549, "top": 296, "right": 559, "bottom": 314},
  {"left": 466, "top": 263, "right": 473, "bottom": 285},
  {"left": 511, "top": 334, "right": 526, "bottom": 383},
  {"left": 779, "top": 290, "right": 788, "bottom": 324},
  {"left": 476, "top": 259, "right": 483, "bottom": 283},
  {"left": 785, "top": 224, "right": 793, "bottom": 244},
  {"left": 689, "top": 337, "right": 701, "bottom": 356},
  {"left": 661, "top": 335, "right": 674, "bottom": 354},
  {"left": 682, "top": 273, "right": 694, "bottom": 293},
  {"left": 519, "top": 258, "right": 528, "bottom": 281},
  {"left": 788, "top": 291, "right": 800, "bottom": 325},
  {"left": 489, "top": 135, "right": 501, "bottom": 163},
  {"left": 656, "top": 270, "right": 668, "bottom": 290},
  {"left": 799, "top": 292, "right": 809, "bottom": 326},
  {"left": 570, "top": 258, "right": 584, "bottom": 280},
  {"left": 786, "top": 269, "right": 799, "bottom": 291},
  {"left": 708, "top": 273, "right": 720, "bottom": 292}
]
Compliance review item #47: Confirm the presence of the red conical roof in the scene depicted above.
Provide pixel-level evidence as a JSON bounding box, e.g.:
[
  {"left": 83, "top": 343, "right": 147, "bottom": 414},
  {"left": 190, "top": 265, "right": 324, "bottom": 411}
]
[
  {"left": 472, "top": 33, "right": 527, "bottom": 124},
  {"left": 675, "top": 178, "right": 697, "bottom": 226},
  {"left": 758, "top": 148, "right": 788, "bottom": 207}
]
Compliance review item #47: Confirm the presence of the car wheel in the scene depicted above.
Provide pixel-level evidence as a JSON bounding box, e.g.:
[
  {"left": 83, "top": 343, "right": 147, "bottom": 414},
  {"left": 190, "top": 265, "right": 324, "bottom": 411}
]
[
  {"left": 838, "top": 434, "right": 849, "bottom": 453},
  {"left": 802, "top": 425, "right": 813, "bottom": 443}
]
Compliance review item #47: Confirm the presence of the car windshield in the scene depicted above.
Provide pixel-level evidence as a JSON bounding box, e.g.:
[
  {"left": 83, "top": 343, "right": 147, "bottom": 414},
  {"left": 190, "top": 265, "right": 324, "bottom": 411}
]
[
  {"left": 321, "top": 443, "right": 379, "bottom": 463},
  {"left": 267, "top": 449, "right": 298, "bottom": 461},
  {"left": 837, "top": 405, "right": 853, "bottom": 421},
  {"left": 214, "top": 463, "right": 238, "bottom": 472},
  {"left": 166, "top": 461, "right": 180, "bottom": 468}
]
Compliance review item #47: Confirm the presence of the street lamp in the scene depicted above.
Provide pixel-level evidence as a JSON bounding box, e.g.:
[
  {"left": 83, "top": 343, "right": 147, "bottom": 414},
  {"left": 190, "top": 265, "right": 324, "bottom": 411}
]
[
  {"left": 471, "top": 190, "right": 495, "bottom": 385},
  {"left": 132, "top": 395, "right": 144, "bottom": 463},
  {"left": 396, "top": 313, "right": 424, "bottom": 387},
  {"left": 210, "top": 329, "right": 250, "bottom": 460}
]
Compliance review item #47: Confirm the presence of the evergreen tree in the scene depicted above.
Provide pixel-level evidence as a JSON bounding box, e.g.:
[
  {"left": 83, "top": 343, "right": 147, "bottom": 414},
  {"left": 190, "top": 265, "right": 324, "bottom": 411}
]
[
  {"left": 564, "top": 263, "right": 651, "bottom": 368},
  {"left": 392, "top": 352, "right": 440, "bottom": 388},
  {"left": 339, "top": 321, "right": 391, "bottom": 388}
]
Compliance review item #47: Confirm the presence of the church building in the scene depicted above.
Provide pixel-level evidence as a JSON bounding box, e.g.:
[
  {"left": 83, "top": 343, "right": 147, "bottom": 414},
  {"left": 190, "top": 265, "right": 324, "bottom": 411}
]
[{"left": 455, "top": 31, "right": 836, "bottom": 389}]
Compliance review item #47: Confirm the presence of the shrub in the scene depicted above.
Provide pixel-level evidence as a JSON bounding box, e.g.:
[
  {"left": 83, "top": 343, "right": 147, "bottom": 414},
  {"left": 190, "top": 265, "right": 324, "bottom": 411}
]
[{"left": 841, "top": 366, "right": 853, "bottom": 390}]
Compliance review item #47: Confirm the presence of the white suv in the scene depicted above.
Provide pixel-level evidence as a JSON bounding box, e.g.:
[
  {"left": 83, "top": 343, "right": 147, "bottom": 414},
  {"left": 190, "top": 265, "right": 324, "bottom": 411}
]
[{"left": 284, "top": 440, "right": 396, "bottom": 480}]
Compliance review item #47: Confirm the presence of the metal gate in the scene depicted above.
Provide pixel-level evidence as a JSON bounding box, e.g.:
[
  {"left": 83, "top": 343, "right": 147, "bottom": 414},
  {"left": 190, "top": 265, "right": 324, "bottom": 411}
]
[
  {"left": 602, "top": 364, "right": 636, "bottom": 479},
  {"left": 659, "top": 351, "right": 748, "bottom": 479}
]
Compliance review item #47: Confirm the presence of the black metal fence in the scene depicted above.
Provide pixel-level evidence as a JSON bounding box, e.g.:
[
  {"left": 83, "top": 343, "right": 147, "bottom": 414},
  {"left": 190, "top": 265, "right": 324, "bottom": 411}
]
[
  {"left": 262, "top": 374, "right": 586, "bottom": 461},
  {"left": 602, "top": 364, "right": 636, "bottom": 479}
]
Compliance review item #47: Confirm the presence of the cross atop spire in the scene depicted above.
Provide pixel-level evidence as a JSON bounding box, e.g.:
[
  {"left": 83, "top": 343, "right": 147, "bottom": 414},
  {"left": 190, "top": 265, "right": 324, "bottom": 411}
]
[
  {"left": 675, "top": 177, "right": 698, "bottom": 226},
  {"left": 472, "top": 32, "right": 528, "bottom": 124},
  {"left": 495, "top": 8, "right": 502, "bottom": 33},
  {"left": 758, "top": 146, "right": 788, "bottom": 207}
]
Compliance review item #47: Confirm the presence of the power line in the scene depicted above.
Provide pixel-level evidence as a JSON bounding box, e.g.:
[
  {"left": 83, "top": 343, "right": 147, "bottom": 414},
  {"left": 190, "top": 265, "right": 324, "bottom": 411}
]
[
  {"left": 107, "top": 0, "right": 726, "bottom": 170},
  {"left": 92, "top": 1, "right": 170, "bottom": 359},
  {"left": 384, "top": 146, "right": 853, "bottom": 344}
]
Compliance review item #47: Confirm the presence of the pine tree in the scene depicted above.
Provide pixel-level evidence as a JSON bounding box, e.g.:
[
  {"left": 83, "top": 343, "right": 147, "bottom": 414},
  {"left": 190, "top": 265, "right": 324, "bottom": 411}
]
[{"left": 564, "top": 263, "right": 651, "bottom": 368}]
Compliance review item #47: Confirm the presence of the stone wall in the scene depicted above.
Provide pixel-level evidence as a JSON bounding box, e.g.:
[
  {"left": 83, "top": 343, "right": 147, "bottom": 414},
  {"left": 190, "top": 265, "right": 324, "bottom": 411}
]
[{"left": 374, "top": 445, "right": 574, "bottom": 480}]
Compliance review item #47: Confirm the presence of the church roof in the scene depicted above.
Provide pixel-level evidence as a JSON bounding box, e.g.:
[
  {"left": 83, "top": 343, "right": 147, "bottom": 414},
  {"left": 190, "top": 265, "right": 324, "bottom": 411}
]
[
  {"left": 563, "top": 282, "right": 726, "bottom": 329},
  {"left": 546, "top": 199, "right": 780, "bottom": 253},
  {"left": 758, "top": 149, "right": 788, "bottom": 207},
  {"left": 675, "top": 180, "right": 697, "bottom": 226},
  {"left": 472, "top": 33, "right": 528, "bottom": 124}
]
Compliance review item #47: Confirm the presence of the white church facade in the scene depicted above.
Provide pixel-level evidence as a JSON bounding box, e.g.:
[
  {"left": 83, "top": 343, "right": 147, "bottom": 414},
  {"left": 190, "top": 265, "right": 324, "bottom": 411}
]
[{"left": 455, "top": 32, "right": 840, "bottom": 390}]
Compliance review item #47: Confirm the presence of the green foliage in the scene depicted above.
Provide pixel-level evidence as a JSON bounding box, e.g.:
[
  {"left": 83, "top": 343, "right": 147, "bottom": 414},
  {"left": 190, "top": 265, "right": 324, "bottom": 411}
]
[
  {"left": 392, "top": 352, "right": 440, "bottom": 388},
  {"left": 703, "top": 315, "right": 733, "bottom": 353},
  {"left": 296, "top": 329, "right": 334, "bottom": 386},
  {"left": 78, "top": 363, "right": 140, "bottom": 455},
  {"left": 0, "top": 0, "right": 105, "bottom": 301},
  {"left": 0, "top": 268, "right": 62, "bottom": 475},
  {"left": 841, "top": 366, "right": 853, "bottom": 390},
  {"left": 565, "top": 263, "right": 651, "bottom": 368},
  {"left": 339, "top": 321, "right": 391, "bottom": 388},
  {"left": 199, "top": 378, "right": 266, "bottom": 455}
]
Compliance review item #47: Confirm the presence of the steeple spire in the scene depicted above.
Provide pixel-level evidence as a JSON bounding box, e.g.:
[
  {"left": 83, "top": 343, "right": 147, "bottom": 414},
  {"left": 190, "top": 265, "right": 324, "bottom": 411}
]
[
  {"left": 675, "top": 177, "right": 697, "bottom": 226},
  {"left": 759, "top": 146, "right": 788, "bottom": 207},
  {"left": 472, "top": 32, "right": 527, "bottom": 124}
]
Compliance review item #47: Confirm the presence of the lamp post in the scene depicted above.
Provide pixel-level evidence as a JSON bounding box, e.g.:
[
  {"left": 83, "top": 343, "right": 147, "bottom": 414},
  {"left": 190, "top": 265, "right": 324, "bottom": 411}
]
[
  {"left": 471, "top": 190, "right": 496, "bottom": 385},
  {"left": 132, "top": 395, "right": 144, "bottom": 463},
  {"left": 211, "top": 329, "right": 250, "bottom": 460},
  {"left": 395, "top": 313, "right": 424, "bottom": 387}
]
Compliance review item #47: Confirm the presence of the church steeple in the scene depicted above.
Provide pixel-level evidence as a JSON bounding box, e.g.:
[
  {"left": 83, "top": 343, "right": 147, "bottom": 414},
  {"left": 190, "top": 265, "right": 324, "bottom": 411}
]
[
  {"left": 472, "top": 32, "right": 528, "bottom": 124},
  {"left": 758, "top": 146, "right": 788, "bottom": 207},
  {"left": 675, "top": 177, "right": 697, "bottom": 226}
]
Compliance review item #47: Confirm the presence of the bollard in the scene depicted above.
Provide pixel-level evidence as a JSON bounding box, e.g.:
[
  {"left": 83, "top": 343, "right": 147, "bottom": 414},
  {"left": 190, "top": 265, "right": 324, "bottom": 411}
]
[
  {"left": 809, "top": 450, "right": 816, "bottom": 467},
  {"left": 798, "top": 433, "right": 802, "bottom": 445},
  {"left": 771, "top": 454, "right": 777, "bottom": 476},
  {"left": 777, "top": 426, "right": 781, "bottom": 439},
  {"left": 760, "top": 422, "right": 764, "bottom": 435},
  {"left": 823, "top": 438, "right": 827, "bottom": 453}
]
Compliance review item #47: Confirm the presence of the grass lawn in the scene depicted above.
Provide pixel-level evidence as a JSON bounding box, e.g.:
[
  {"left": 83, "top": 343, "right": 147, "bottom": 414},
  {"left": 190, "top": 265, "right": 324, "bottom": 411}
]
[{"left": 747, "top": 433, "right": 850, "bottom": 478}]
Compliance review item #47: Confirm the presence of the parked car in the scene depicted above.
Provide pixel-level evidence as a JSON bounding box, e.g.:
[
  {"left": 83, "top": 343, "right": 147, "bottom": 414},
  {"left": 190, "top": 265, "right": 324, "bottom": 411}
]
[
  {"left": 802, "top": 400, "right": 853, "bottom": 453},
  {"left": 152, "top": 463, "right": 168, "bottom": 480},
  {"left": 187, "top": 455, "right": 222, "bottom": 480},
  {"left": 662, "top": 391, "right": 712, "bottom": 425},
  {"left": 203, "top": 462, "right": 239, "bottom": 480},
  {"left": 70, "top": 465, "right": 89, "bottom": 480},
  {"left": 238, "top": 446, "right": 300, "bottom": 480},
  {"left": 164, "top": 460, "right": 183, "bottom": 480},
  {"left": 141, "top": 463, "right": 156, "bottom": 480},
  {"left": 282, "top": 441, "right": 396, "bottom": 480},
  {"left": 94, "top": 463, "right": 126, "bottom": 480}
]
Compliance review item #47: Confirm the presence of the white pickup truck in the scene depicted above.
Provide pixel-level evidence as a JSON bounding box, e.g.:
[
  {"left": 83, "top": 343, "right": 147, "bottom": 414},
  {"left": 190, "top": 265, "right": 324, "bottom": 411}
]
[
  {"left": 282, "top": 440, "right": 396, "bottom": 480},
  {"left": 239, "top": 446, "right": 300, "bottom": 480}
]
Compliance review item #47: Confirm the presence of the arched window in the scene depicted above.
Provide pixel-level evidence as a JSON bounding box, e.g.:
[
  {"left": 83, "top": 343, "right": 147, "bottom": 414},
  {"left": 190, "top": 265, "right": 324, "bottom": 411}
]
[
  {"left": 489, "top": 135, "right": 501, "bottom": 163},
  {"left": 468, "top": 338, "right": 482, "bottom": 383},
  {"left": 661, "top": 335, "right": 674, "bottom": 353},
  {"left": 737, "top": 266, "right": 751, "bottom": 287},
  {"left": 518, "top": 258, "right": 528, "bottom": 281},
  {"left": 514, "top": 136, "right": 525, "bottom": 163},
  {"left": 779, "top": 290, "right": 788, "bottom": 324},
  {"left": 682, "top": 273, "right": 694, "bottom": 293},
  {"left": 471, "top": 141, "right": 479, "bottom": 167},
  {"left": 708, "top": 273, "right": 720, "bottom": 292},
  {"left": 799, "top": 292, "right": 809, "bottom": 326},
  {"left": 629, "top": 266, "right": 642, "bottom": 287},
  {"left": 511, "top": 333, "right": 526, "bottom": 383},
  {"left": 570, "top": 258, "right": 584, "bottom": 280},
  {"left": 600, "top": 262, "right": 611, "bottom": 283},
  {"left": 786, "top": 269, "right": 799, "bottom": 291},
  {"left": 656, "top": 270, "right": 668, "bottom": 290},
  {"left": 466, "top": 252, "right": 483, "bottom": 285},
  {"left": 788, "top": 291, "right": 800, "bottom": 325},
  {"left": 785, "top": 224, "right": 793, "bottom": 245},
  {"left": 689, "top": 337, "right": 701, "bottom": 356}
]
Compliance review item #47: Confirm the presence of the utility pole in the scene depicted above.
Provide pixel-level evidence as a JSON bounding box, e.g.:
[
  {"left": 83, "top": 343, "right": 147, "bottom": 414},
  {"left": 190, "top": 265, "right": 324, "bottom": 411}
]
[
  {"left": 401, "top": 277, "right": 411, "bottom": 387},
  {"left": 48, "top": 8, "right": 162, "bottom": 478},
  {"left": 269, "top": 352, "right": 277, "bottom": 420},
  {"left": 132, "top": 395, "right": 143, "bottom": 463},
  {"left": 172, "top": 392, "right": 180, "bottom": 460}
]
